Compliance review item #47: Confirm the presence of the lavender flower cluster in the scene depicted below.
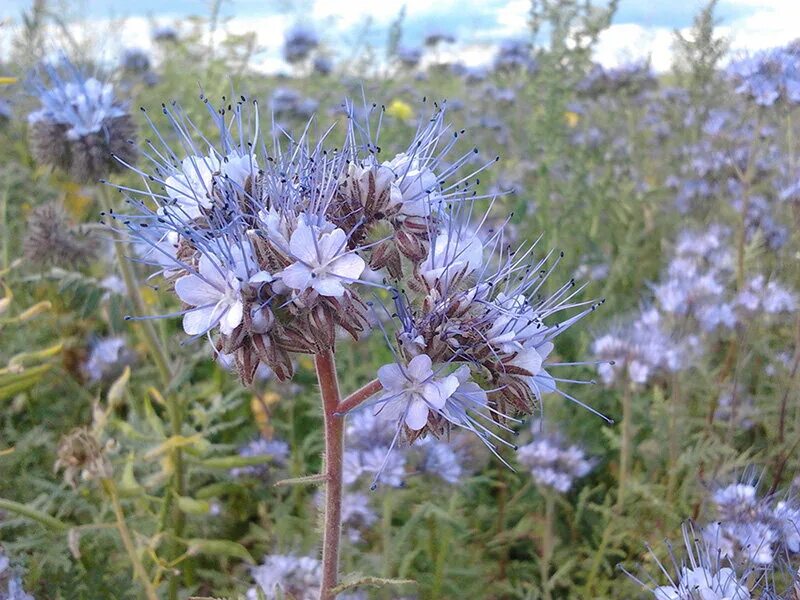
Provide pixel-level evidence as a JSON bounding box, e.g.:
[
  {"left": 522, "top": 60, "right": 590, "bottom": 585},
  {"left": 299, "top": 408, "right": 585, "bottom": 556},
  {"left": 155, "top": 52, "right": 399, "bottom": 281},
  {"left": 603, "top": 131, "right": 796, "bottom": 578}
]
[
  {"left": 701, "top": 481, "right": 800, "bottom": 567},
  {"left": 109, "top": 93, "right": 602, "bottom": 491},
  {"left": 594, "top": 224, "right": 796, "bottom": 386},
  {"left": 27, "top": 66, "right": 137, "bottom": 182},
  {"left": 728, "top": 42, "right": 800, "bottom": 106},
  {"left": 515, "top": 421, "right": 594, "bottom": 493}
]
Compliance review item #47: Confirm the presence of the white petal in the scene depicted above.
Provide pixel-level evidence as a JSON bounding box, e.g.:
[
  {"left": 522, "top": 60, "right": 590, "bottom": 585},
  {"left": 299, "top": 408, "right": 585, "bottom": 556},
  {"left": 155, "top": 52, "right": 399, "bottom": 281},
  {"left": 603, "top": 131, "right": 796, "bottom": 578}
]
[
  {"left": 220, "top": 300, "right": 243, "bottom": 335},
  {"left": 405, "top": 399, "right": 429, "bottom": 430},
  {"left": 537, "top": 341, "right": 555, "bottom": 360},
  {"left": 377, "top": 363, "right": 406, "bottom": 390},
  {"left": 329, "top": 253, "right": 365, "bottom": 281},
  {"left": 317, "top": 228, "right": 348, "bottom": 261},
  {"left": 288, "top": 223, "right": 319, "bottom": 264},
  {"left": 174, "top": 274, "right": 221, "bottom": 307},
  {"left": 313, "top": 276, "right": 346, "bottom": 297},
  {"left": 182, "top": 306, "right": 216, "bottom": 335},
  {"left": 406, "top": 354, "right": 433, "bottom": 382},
  {"left": 279, "top": 262, "right": 313, "bottom": 291},
  {"left": 249, "top": 270, "right": 273, "bottom": 284},
  {"left": 198, "top": 254, "right": 227, "bottom": 288},
  {"left": 512, "top": 347, "right": 543, "bottom": 376}
]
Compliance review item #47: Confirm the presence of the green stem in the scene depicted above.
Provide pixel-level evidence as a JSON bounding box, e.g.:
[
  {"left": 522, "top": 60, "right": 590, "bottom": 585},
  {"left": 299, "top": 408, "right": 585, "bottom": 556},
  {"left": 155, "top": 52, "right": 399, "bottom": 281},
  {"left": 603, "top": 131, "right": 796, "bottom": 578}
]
[
  {"left": 0, "top": 497, "right": 67, "bottom": 531},
  {"left": 97, "top": 185, "right": 172, "bottom": 385},
  {"left": 97, "top": 184, "right": 186, "bottom": 597},
  {"left": 103, "top": 479, "right": 159, "bottom": 600},
  {"left": 617, "top": 383, "right": 633, "bottom": 511},
  {"left": 540, "top": 491, "right": 555, "bottom": 600},
  {"left": 382, "top": 492, "right": 394, "bottom": 578}
]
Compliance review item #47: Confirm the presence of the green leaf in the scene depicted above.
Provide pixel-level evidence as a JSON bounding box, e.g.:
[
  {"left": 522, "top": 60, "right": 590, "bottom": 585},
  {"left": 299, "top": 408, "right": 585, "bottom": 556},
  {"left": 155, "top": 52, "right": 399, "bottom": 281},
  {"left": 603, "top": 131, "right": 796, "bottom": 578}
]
[
  {"left": 330, "top": 574, "right": 416, "bottom": 594},
  {"left": 184, "top": 538, "right": 254, "bottom": 564},
  {"left": 273, "top": 473, "right": 327, "bottom": 487},
  {"left": 0, "top": 498, "right": 68, "bottom": 531}
]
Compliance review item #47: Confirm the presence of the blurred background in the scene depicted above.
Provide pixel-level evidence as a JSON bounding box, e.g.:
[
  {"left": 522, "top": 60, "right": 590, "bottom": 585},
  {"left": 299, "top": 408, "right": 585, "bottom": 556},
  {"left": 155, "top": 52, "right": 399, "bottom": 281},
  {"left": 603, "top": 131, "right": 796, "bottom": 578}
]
[{"left": 0, "top": 1, "right": 799, "bottom": 599}]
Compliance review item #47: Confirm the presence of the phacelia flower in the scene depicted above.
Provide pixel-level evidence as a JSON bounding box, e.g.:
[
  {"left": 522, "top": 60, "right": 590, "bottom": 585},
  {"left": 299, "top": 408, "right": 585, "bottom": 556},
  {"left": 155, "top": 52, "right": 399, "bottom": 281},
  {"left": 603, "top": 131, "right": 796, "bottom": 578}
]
[
  {"left": 27, "top": 64, "right": 137, "bottom": 182},
  {"left": 516, "top": 422, "right": 595, "bottom": 493}
]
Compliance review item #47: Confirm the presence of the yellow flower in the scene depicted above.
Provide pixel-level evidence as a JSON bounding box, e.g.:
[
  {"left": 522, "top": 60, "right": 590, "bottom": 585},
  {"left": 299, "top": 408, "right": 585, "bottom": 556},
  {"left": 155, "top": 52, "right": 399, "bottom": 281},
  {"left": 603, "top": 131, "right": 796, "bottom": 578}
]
[
  {"left": 251, "top": 392, "right": 281, "bottom": 438},
  {"left": 386, "top": 99, "right": 413, "bottom": 121},
  {"left": 564, "top": 111, "right": 580, "bottom": 128},
  {"left": 61, "top": 182, "right": 93, "bottom": 219},
  {"left": 0, "top": 77, "right": 18, "bottom": 85}
]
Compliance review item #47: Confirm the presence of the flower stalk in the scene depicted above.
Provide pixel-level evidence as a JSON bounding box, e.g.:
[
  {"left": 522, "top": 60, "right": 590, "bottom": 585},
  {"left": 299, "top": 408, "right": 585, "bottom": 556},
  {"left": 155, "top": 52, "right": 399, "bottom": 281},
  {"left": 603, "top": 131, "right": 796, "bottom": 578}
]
[
  {"left": 316, "top": 349, "right": 345, "bottom": 600},
  {"left": 102, "top": 478, "right": 159, "bottom": 600}
]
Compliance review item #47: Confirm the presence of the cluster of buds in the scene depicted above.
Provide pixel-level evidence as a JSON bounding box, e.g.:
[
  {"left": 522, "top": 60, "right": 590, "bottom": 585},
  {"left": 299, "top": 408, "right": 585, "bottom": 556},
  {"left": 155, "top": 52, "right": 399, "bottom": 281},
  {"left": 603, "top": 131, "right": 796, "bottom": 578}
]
[
  {"left": 110, "top": 95, "right": 602, "bottom": 473},
  {"left": 27, "top": 64, "right": 137, "bottom": 182}
]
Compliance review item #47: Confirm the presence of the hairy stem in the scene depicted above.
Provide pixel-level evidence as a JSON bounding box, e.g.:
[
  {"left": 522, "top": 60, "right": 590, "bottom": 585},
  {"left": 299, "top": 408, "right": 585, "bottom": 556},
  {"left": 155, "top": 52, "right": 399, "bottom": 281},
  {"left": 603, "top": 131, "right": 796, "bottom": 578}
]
[
  {"left": 337, "top": 378, "right": 382, "bottom": 414},
  {"left": 103, "top": 478, "right": 159, "bottom": 600},
  {"left": 316, "top": 349, "right": 344, "bottom": 600}
]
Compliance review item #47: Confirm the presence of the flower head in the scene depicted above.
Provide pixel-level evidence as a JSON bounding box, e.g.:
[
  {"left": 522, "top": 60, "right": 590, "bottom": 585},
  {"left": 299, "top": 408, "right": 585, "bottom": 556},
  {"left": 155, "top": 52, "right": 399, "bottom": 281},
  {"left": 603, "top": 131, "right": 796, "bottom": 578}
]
[{"left": 27, "top": 62, "right": 136, "bottom": 181}]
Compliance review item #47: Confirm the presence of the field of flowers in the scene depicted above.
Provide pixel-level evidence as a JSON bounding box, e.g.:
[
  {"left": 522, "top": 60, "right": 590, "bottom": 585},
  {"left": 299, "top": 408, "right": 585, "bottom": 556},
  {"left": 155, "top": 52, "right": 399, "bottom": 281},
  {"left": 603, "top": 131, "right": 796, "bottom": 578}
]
[{"left": 1, "top": 1, "right": 799, "bottom": 598}]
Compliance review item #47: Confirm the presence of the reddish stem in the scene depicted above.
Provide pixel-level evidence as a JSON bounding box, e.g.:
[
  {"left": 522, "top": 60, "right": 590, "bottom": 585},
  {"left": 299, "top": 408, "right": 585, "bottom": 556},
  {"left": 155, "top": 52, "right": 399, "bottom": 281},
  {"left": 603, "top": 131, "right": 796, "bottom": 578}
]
[
  {"left": 316, "top": 350, "right": 344, "bottom": 600},
  {"left": 337, "top": 378, "right": 383, "bottom": 414}
]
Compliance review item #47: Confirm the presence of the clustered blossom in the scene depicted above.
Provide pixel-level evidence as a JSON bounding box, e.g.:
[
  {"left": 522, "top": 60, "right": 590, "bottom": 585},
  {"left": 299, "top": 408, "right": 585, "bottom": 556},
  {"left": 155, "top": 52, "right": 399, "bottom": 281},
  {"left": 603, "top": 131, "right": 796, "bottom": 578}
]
[
  {"left": 270, "top": 87, "right": 318, "bottom": 120},
  {"left": 515, "top": 421, "right": 595, "bottom": 493},
  {"left": 594, "top": 222, "right": 796, "bottom": 386},
  {"left": 699, "top": 480, "right": 800, "bottom": 566},
  {"left": 282, "top": 25, "right": 320, "bottom": 64},
  {"left": 592, "top": 308, "right": 697, "bottom": 386},
  {"left": 27, "top": 64, "right": 137, "bottom": 182},
  {"left": 577, "top": 62, "right": 657, "bottom": 97},
  {"left": 248, "top": 554, "right": 366, "bottom": 600},
  {"left": 626, "top": 523, "right": 764, "bottom": 600},
  {"left": 229, "top": 437, "right": 289, "bottom": 478},
  {"left": 0, "top": 551, "right": 34, "bottom": 600},
  {"left": 493, "top": 39, "right": 536, "bottom": 72},
  {"left": 81, "top": 335, "right": 135, "bottom": 383},
  {"left": 111, "top": 95, "right": 601, "bottom": 477},
  {"left": 728, "top": 42, "right": 800, "bottom": 106}
]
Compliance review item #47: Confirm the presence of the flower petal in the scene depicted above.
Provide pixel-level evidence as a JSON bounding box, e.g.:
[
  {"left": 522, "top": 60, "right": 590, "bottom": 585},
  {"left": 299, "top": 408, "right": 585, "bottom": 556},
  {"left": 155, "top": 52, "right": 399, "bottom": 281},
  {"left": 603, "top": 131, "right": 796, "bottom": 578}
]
[
  {"left": 175, "top": 274, "right": 220, "bottom": 307},
  {"left": 279, "top": 262, "right": 313, "bottom": 291},
  {"left": 220, "top": 300, "right": 243, "bottom": 335},
  {"left": 406, "top": 354, "right": 433, "bottom": 382},
  {"left": 288, "top": 223, "right": 319, "bottom": 264},
  {"left": 182, "top": 306, "right": 216, "bottom": 335},
  {"left": 377, "top": 363, "right": 406, "bottom": 390},
  {"left": 405, "top": 398, "right": 429, "bottom": 430},
  {"left": 313, "top": 276, "right": 346, "bottom": 297},
  {"left": 329, "top": 253, "right": 366, "bottom": 281}
]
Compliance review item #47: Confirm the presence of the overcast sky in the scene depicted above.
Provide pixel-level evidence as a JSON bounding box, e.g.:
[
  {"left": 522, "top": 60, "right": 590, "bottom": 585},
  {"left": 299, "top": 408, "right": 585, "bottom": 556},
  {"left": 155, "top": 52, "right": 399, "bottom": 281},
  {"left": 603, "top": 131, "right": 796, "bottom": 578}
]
[{"left": 0, "top": 0, "right": 796, "bottom": 72}]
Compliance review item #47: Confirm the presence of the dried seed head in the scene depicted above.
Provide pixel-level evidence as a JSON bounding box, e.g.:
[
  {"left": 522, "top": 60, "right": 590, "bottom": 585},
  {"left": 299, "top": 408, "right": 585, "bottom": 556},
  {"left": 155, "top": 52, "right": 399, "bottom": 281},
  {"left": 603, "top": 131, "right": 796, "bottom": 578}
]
[
  {"left": 54, "top": 426, "right": 112, "bottom": 488},
  {"left": 24, "top": 200, "right": 96, "bottom": 268}
]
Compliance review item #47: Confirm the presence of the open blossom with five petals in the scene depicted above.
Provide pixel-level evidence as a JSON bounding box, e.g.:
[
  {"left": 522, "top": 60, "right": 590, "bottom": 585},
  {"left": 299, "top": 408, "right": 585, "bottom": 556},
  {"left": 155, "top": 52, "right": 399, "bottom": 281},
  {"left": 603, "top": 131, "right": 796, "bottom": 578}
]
[
  {"left": 278, "top": 222, "right": 366, "bottom": 297},
  {"left": 382, "top": 152, "right": 441, "bottom": 218},
  {"left": 420, "top": 229, "right": 484, "bottom": 287},
  {"left": 175, "top": 248, "right": 270, "bottom": 336},
  {"left": 375, "top": 354, "right": 460, "bottom": 430},
  {"left": 163, "top": 151, "right": 257, "bottom": 220}
]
